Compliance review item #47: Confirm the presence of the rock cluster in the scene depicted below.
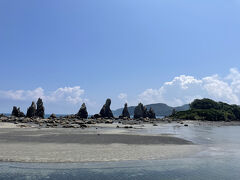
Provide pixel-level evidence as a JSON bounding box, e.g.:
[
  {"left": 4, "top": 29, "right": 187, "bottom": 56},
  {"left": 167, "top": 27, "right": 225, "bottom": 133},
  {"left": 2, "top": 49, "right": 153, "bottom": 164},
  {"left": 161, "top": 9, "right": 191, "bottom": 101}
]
[
  {"left": 36, "top": 98, "right": 45, "bottom": 118},
  {"left": 148, "top": 107, "right": 156, "bottom": 119},
  {"left": 11, "top": 106, "right": 25, "bottom": 117},
  {"left": 134, "top": 103, "right": 156, "bottom": 119},
  {"left": 26, "top": 102, "right": 36, "bottom": 118},
  {"left": 120, "top": 103, "right": 130, "bottom": 118},
  {"left": 99, "top": 99, "right": 114, "bottom": 118},
  {"left": 77, "top": 103, "right": 88, "bottom": 119}
]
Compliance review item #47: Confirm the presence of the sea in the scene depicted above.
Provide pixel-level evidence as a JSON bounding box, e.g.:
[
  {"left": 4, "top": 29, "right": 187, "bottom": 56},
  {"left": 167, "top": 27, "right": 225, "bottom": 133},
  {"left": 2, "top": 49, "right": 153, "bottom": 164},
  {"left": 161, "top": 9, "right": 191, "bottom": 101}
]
[{"left": 0, "top": 122, "right": 240, "bottom": 179}]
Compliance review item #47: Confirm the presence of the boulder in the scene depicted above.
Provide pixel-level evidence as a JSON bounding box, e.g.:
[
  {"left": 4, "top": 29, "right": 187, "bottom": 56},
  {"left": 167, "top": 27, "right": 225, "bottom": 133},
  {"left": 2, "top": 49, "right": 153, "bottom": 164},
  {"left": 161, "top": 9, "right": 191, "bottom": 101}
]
[
  {"left": 121, "top": 103, "right": 130, "bottom": 118},
  {"left": 36, "top": 98, "right": 45, "bottom": 118},
  {"left": 134, "top": 103, "right": 144, "bottom": 119},
  {"left": 99, "top": 99, "right": 114, "bottom": 118},
  {"left": 49, "top": 113, "right": 57, "bottom": 119},
  {"left": 26, "top": 101, "right": 36, "bottom": 118},
  {"left": 77, "top": 103, "right": 88, "bottom": 119}
]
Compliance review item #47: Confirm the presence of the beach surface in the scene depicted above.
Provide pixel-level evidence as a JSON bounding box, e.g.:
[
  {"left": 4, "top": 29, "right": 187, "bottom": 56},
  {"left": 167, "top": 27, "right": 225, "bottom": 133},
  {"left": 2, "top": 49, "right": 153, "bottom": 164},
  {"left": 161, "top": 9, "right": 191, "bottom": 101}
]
[{"left": 0, "top": 122, "right": 201, "bottom": 162}]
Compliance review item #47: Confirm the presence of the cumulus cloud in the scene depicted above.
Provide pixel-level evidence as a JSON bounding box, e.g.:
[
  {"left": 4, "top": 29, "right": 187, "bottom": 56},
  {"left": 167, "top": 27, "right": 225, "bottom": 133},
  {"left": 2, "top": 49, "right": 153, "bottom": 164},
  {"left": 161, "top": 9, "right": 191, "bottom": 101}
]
[
  {"left": 139, "top": 68, "right": 240, "bottom": 106},
  {"left": 0, "top": 86, "right": 87, "bottom": 105},
  {"left": 118, "top": 93, "right": 128, "bottom": 103}
]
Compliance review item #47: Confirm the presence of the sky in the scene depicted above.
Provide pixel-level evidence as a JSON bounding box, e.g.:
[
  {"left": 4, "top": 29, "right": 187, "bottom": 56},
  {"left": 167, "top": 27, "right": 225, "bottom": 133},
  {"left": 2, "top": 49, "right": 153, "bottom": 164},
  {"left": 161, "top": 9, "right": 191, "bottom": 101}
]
[{"left": 0, "top": 0, "right": 240, "bottom": 114}]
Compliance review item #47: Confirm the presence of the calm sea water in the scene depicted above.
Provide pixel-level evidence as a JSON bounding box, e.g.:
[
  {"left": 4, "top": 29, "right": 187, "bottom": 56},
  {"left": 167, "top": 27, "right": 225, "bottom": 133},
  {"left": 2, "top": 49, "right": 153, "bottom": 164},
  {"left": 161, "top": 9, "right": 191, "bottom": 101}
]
[{"left": 1, "top": 123, "right": 240, "bottom": 179}]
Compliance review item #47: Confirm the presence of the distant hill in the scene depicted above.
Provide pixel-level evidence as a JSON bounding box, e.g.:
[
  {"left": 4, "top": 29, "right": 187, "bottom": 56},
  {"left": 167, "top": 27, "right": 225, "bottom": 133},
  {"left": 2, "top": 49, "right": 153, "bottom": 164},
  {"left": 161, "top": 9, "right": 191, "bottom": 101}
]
[
  {"left": 113, "top": 103, "right": 190, "bottom": 117},
  {"left": 172, "top": 98, "right": 240, "bottom": 121}
]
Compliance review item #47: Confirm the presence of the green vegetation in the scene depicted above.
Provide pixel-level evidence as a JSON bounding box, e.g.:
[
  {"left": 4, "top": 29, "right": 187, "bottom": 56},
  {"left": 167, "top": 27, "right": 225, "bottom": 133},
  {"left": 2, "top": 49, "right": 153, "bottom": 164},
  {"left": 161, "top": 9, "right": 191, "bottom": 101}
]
[{"left": 171, "top": 98, "right": 240, "bottom": 121}]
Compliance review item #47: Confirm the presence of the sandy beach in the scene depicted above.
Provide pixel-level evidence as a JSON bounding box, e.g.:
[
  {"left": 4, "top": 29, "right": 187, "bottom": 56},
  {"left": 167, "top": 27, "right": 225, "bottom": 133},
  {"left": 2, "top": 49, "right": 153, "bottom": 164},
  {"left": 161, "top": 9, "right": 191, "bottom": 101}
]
[{"left": 0, "top": 122, "right": 201, "bottom": 163}]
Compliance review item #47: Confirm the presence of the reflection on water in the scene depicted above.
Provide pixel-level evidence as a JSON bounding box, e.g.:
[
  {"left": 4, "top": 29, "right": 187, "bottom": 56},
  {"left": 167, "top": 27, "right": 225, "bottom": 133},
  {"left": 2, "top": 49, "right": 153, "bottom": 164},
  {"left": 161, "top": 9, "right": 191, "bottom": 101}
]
[{"left": 1, "top": 123, "right": 240, "bottom": 180}]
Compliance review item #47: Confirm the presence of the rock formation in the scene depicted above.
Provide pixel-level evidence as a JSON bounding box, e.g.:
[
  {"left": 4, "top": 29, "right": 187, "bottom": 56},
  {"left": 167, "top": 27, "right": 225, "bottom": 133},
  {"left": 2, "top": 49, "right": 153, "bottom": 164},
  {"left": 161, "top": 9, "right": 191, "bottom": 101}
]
[
  {"left": 77, "top": 103, "right": 88, "bottom": 119},
  {"left": 26, "top": 101, "right": 36, "bottom": 118},
  {"left": 11, "top": 106, "right": 25, "bottom": 117},
  {"left": 36, "top": 98, "right": 45, "bottom": 118},
  {"left": 134, "top": 103, "right": 144, "bottom": 119},
  {"left": 100, "top": 99, "right": 114, "bottom": 118},
  {"left": 121, "top": 103, "right": 130, "bottom": 118},
  {"left": 148, "top": 107, "right": 156, "bottom": 119},
  {"left": 143, "top": 106, "right": 148, "bottom": 118}
]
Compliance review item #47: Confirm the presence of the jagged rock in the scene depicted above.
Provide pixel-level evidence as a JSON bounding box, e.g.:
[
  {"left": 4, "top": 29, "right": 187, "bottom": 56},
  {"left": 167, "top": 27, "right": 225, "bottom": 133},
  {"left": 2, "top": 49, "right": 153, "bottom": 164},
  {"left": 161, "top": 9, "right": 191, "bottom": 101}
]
[
  {"left": 100, "top": 99, "right": 114, "bottom": 118},
  {"left": 77, "top": 103, "right": 88, "bottom": 119},
  {"left": 143, "top": 106, "right": 148, "bottom": 118},
  {"left": 134, "top": 103, "right": 144, "bottom": 119},
  {"left": 11, "top": 106, "right": 19, "bottom": 117},
  {"left": 148, "top": 107, "right": 156, "bottom": 119},
  {"left": 26, "top": 101, "right": 36, "bottom": 118},
  {"left": 36, "top": 98, "right": 45, "bottom": 118},
  {"left": 49, "top": 113, "right": 57, "bottom": 119},
  {"left": 120, "top": 103, "right": 130, "bottom": 118},
  {"left": 11, "top": 106, "right": 25, "bottom": 117}
]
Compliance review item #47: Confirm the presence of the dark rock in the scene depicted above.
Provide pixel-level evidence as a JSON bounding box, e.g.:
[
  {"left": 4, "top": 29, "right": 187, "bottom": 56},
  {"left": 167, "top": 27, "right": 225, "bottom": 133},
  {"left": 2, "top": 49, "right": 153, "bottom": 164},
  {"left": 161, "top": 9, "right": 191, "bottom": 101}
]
[
  {"left": 105, "top": 120, "right": 113, "bottom": 124},
  {"left": 77, "top": 103, "right": 88, "bottom": 119},
  {"left": 121, "top": 103, "right": 130, "bottom": 118},
  {"left": 81, "top": 124, "right": 88, "bottom": 128},
  {"left": 36, "top": 98, "right": 45, "bottom": 118},
  {"left": 148, "top": 107, "right": 156, "bottom": 119},
  {"left": 100, "top": 99, "right": 114, "bottom": 118},
  {"left": 93, "top": 114, "right": 101, "bottom": 119},
  {"left": 49, "top": 113, "right": 57, "bottom": 119},
  {"left": 124, "top": 126, "right": 133, "bottom": 128},
  {"left": 11, "top": 106, "right": 25, "bottom": 117},
  {"left": 184, "top": 124, "right": 189, "bottom": 127},
  {"left": 143, "top": 106, "right": 148, "bottom": 118},
  {"left": 134, "top": 103, "right": 144, "bottom": 119},
  {"left": 26, "top": 101, "right": 36, "bottom": 118}
]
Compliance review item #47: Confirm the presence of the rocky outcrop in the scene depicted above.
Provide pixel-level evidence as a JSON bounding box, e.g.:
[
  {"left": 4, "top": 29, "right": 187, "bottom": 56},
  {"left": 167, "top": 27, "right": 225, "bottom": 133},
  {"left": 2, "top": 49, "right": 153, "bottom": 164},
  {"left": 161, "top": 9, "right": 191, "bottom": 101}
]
[
  {"left": 36, "top": 98, "right": 45, "bottom": 118},
  {"left": 11, "top": 106, "right": 25, "bottom": 117},
  {"left": 148, "top": 107, "right": 156, "bottom": 119},
  {"left": 26, "top": 101, "right": 36, "bottom": 118},
  {"left": 100, "top": 99, "right": 114, "bottom": 118},
  {"left": 134, "top": 103, "right": 156, "bottom": 119},
  {"left": 77, "top": 103, "right": 88, "bottom": 119},
  {"left": 143, "top": 106, "right": 148, "bottom": 118},
  {"left": 120, "top": 103, "right": 130, "bottom": 118},
  {"left": 134, "top": 103, "right": 144, "bottom": 119}
]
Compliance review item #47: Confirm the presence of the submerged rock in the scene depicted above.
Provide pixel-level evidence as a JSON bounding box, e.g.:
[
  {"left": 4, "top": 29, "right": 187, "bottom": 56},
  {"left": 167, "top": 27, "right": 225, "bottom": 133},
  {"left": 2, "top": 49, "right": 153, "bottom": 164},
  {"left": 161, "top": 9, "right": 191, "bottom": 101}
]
[
  {"left": 77, "top": 103, "right": 88, "bottom": 119},
  {"left": 36, "top": 98, "right": 45, "bottom": 118},
  {"left": 120, "top": 103, "right": 130, "bottom": 118},
  {"left": 26, "top": 101, "right": 36, "bottom": 118},
  {"left": 100, "top": 99, "right": 114, "bottom": 118}
]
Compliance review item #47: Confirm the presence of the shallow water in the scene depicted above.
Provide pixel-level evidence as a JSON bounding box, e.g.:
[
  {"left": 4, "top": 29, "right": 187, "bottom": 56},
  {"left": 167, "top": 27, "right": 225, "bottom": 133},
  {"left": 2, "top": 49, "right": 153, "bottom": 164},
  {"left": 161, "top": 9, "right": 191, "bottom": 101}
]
[{"left": 1, "top": 123, "right": 240, "bottom": 180}]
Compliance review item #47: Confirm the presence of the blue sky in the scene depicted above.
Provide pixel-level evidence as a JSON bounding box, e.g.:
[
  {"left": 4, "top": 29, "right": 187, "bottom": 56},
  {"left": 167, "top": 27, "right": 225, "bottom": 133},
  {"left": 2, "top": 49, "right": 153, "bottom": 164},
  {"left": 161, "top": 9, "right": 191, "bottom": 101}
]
[{"left": 0, "top": 0, "right": 240, "bottom": 114}]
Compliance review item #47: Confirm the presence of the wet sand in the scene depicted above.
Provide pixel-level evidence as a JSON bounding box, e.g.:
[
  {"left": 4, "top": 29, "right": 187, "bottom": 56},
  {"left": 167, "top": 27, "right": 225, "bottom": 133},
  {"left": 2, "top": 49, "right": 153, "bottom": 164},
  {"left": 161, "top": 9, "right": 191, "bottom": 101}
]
[{"left": 0, "top": 123, "right": 201, "bottom": 163}]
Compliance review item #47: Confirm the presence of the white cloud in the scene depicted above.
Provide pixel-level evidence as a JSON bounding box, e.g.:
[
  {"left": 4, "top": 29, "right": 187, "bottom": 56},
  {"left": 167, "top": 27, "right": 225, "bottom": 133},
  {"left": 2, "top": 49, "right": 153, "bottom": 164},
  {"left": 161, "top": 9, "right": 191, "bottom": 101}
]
[
  {"left": 0, "top": 86, "right": 87, "bottom": 105},
  {"left": 118, "top": 93, "right": 128, "bottom": 102},
  {"left": 139, "top": 68, "right": 240, "bottom": 106}
]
